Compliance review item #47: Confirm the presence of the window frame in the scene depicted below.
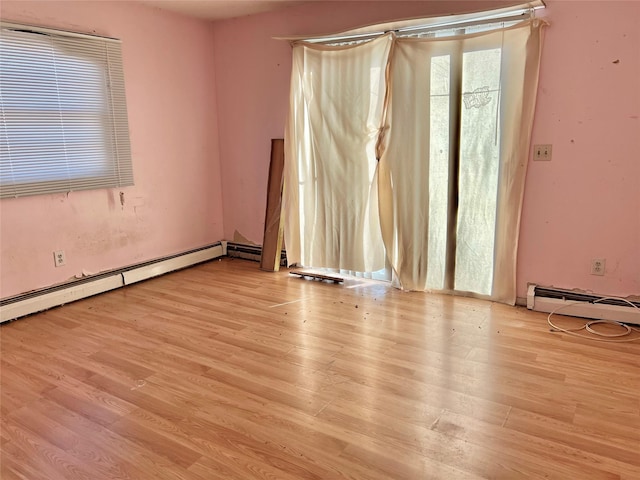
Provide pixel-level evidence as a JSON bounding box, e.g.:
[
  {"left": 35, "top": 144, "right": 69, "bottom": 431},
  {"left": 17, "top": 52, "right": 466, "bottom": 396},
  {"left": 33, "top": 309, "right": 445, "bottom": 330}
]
[{"left": 0, "top": 21, "right": 133, "bottom": 199}]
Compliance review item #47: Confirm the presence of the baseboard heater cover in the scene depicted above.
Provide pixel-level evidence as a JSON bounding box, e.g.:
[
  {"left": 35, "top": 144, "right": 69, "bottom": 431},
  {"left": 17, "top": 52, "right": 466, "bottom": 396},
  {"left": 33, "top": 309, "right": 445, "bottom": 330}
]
[
  {"left": 226, "top": 241, "right": 286, "bottom": 266},
  {"left": 527, "top": 284, "right": 640, "bottom": 325},
  {"left": 0, "top": 242, "right": 226, "bottom": 323}
]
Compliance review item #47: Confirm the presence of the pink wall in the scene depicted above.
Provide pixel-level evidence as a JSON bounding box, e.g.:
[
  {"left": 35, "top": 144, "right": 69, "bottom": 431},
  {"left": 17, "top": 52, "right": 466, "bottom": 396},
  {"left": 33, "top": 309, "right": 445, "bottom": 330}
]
[
  {"left": 0, "top": 1, "right": 224, "bottom": 298},
  {"left": 213, "top": 0, "right": 639, "bottom": 298},
  {"left": 521, "top": 1, "right": 640, "bottom": 298}
]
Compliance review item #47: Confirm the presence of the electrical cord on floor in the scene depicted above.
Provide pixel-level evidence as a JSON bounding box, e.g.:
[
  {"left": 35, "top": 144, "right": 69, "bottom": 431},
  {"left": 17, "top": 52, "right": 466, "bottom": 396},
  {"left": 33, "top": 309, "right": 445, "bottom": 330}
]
[{"left": 547, "top": 297, "right": 640, "bottom": 343}]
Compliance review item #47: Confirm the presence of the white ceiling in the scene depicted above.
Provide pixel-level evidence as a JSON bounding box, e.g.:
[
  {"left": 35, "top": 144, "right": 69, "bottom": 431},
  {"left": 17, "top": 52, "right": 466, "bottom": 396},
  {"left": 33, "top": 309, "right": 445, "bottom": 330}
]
[{"left": 139, "top": 0, "right": 316, "bottom": 21}]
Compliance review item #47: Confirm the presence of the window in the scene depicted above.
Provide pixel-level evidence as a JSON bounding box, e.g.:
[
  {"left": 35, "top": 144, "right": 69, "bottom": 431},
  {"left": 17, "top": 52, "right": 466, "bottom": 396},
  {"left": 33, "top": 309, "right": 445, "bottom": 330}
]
[{"left": 0, "top": 22, "right": 133, "bottom": 199}]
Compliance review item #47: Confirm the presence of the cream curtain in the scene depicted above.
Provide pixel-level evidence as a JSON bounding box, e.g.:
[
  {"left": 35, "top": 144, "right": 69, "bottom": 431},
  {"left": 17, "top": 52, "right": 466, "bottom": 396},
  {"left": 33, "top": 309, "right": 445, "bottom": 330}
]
[
  {"left": 284, "top": 20, "right": 546, "bottom": 305},
  {"left": 379, "top": 20, "right": 546, "bottom": 303},
  {"left": 283, "top": 35, "right": 392, "bottom": 272}
]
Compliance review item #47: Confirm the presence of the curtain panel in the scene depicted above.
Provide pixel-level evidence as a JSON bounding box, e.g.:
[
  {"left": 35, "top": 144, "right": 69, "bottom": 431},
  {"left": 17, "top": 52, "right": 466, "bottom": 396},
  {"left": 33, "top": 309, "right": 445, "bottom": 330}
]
[
  {"left": 283, "top": 20, "right": 546, "bottom": 305},
  {"left": 379, "top": 20, "right": 547, "bottom": 303},
  {"left": 283, "top": 35, "right": 392, "bottom": 273}
]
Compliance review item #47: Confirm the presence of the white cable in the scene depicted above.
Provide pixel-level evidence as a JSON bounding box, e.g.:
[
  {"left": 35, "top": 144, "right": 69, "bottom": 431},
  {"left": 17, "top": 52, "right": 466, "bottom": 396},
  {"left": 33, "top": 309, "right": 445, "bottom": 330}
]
[
  {"left": 584, "top": 320, "right": 630, "bottom": 337},
  {"left": 547, "top": 296, "right": 640, "bottom": 343}
]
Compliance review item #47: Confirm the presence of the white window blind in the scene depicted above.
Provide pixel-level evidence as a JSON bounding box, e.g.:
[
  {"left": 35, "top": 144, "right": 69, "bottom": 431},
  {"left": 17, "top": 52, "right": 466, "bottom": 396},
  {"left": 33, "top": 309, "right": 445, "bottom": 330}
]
[{"left": 0, "top": 22, "right": 133, "bottom": 199}]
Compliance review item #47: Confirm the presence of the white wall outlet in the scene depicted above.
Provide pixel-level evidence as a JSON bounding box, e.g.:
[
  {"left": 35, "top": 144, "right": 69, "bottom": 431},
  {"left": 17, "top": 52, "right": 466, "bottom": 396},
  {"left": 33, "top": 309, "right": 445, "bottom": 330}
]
[
  {"left": 53, "top": 250, "right": 66, "bottom": 267},
  {"left": 590, "top": 258, "right": 605, "bottom": 276},
  {"left": 533, "top": 144, "right": 552, "bottom": 161}
]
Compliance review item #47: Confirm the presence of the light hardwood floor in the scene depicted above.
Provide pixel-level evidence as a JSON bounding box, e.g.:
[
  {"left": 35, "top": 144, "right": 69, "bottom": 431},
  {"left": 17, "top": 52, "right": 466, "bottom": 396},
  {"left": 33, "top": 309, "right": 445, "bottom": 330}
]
[{"left": 1, "top": 258, "right": 639, "bottom": 479}]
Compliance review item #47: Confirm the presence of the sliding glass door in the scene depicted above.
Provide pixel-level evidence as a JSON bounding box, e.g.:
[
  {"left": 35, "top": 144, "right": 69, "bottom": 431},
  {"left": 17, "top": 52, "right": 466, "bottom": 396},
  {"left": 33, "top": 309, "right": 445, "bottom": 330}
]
[
  {"left": 425, "top": 46, "right": 503, "bottom": 295},
  {"left": 286, "top": 20, "right": 546, "bottom": 304}
]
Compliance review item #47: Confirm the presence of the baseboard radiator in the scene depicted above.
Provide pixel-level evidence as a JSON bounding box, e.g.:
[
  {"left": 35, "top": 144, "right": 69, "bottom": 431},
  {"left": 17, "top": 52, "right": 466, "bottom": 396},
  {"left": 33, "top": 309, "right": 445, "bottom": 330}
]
[
  {"left": 226, "top": 241, "right": 287, "bottom": 266},
  {"left": 527, "top": 284, "right": 640, "bottom": 325},
  {"left": 0, "top": 242, "right": 228, "bottom": 323}
]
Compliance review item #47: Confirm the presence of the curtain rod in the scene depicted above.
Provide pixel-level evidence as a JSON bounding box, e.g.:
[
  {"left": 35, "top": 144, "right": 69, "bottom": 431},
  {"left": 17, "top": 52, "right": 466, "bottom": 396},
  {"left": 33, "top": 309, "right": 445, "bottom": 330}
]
[
  {"left": 275, "top": 1, "right": 545, "bottom": 45},
  {"left": 309, "top": 11, "right": 535, "bottom": 44}
]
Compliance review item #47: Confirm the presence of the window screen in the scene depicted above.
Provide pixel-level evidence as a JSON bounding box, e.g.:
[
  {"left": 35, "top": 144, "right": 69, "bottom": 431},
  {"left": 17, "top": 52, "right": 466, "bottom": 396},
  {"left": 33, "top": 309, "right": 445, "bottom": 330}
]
[{"left": 0, "top": 22, "right": 133, "bottom": 199}]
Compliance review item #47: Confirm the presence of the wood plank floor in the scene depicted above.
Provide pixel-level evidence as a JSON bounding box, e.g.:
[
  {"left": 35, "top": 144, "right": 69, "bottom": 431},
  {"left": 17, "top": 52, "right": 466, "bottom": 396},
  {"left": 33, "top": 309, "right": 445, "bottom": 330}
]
[{"left": 1, "top": 258, "right": 639, "bottom": 479}]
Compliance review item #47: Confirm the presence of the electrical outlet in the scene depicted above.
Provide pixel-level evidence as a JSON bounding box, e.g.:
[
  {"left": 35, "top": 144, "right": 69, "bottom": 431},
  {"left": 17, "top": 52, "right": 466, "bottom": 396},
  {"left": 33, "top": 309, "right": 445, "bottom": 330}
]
[
  {"left": 533, "top": 144, "right": 552, "bottom": 161},
  {"left": 53, "top": 250, "right": 66, "bottom": 267},
  {"left": 590, "top": 258, "right": 605, "bottom": 276}
]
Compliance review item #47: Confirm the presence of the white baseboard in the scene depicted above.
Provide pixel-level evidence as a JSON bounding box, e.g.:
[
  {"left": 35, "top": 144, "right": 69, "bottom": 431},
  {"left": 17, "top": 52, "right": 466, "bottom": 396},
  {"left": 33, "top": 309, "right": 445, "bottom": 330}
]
[
  {"left": 527, "top": 284, "right": 640, "bottom": 325},
  {"left": 1, "top": 243, "right": 225, "bottom": 323},
  {"left": 122, "top": 244, "right": 224, "bottom": 284},
  {"left": 0, "top": 275, "right": 123, "bottom": 324}
]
